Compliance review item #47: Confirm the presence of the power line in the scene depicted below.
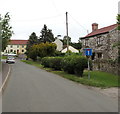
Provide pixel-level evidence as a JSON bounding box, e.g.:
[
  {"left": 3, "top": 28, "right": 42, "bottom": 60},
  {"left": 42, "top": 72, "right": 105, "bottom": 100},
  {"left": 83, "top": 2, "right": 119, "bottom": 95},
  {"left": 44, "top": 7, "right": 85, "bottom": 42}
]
[{"left": 68, "top": 13, "right": 89, "bottom": 34}]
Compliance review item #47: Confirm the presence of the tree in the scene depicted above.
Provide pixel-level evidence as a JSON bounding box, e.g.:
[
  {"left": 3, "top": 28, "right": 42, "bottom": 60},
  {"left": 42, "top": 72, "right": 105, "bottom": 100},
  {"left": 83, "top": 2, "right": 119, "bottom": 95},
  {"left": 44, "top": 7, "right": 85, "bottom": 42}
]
[
  {"left": 39, "top": 24, "right": 55, "bottom": 43},
  {"left": 0, "top": 12, "right": 13, "bottom": 51},
  {"left": 29, "top": 42, "right": 57, "bottom": 61},
  {"left": 63, "top": 36, "right": 71, "bottom": 45},
  {"left": 26, "top": 32, "right": 38, "bottom": 57},
  {"left": 70, "top": 42, "right": 82, "bottom": 50}
]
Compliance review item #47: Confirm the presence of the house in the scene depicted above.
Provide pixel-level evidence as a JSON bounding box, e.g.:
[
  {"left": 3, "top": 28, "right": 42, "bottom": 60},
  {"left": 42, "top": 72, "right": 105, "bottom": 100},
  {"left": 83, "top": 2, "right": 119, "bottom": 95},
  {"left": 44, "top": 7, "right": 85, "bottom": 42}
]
[
  {"left": 61, "top": 45, "right": 79, "bottom": 53},
  {"left": 80, "top": 23, "right": 118, "bottom": 60},
  {"left": 53, "top": 38, "right": 63, "bottom": 51},
  {"left": 4, "top": 40, "right": 28, "bottom": 55}
]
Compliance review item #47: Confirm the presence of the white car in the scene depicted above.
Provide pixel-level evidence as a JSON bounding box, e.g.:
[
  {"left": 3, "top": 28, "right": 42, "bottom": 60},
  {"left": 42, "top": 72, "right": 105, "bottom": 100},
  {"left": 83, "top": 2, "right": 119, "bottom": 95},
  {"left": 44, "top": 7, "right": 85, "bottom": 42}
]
[{"left": 6, "top": 56, "right": 15, "bottom": 63}]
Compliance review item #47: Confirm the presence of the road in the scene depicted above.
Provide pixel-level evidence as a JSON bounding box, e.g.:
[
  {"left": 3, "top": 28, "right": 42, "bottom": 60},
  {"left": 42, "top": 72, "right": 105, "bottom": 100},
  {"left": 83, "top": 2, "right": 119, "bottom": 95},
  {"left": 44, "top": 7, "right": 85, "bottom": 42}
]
[{"left": 2, "top": 60, "right": 118, "bottom": 112}]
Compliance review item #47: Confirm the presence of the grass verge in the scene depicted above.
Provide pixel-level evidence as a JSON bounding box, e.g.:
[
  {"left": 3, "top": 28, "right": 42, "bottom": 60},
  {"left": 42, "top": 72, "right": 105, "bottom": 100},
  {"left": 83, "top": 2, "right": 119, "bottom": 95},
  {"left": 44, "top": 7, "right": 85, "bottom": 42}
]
[{"left": 21, "top": 60, "right": 119, "bottom": 88}]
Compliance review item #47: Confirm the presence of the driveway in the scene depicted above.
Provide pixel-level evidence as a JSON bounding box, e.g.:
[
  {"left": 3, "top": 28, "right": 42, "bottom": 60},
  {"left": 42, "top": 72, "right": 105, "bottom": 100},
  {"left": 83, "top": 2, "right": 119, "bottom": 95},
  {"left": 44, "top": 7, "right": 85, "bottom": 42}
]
[{"left": 2, "top": 60, "right": 118, "bottom": 112}]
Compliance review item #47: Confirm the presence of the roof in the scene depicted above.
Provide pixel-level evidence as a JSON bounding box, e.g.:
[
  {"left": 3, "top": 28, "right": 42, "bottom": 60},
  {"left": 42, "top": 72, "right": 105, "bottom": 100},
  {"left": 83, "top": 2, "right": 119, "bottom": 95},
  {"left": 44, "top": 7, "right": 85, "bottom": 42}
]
[
  {"left": 82, "top": 24, "right": 117, "bottom": 39},
  {"left": 9, "top": 40, "right": 28, "bottom": 45},
  {"left": 61, "top": 46, "right": 79, "bottom": 53}
]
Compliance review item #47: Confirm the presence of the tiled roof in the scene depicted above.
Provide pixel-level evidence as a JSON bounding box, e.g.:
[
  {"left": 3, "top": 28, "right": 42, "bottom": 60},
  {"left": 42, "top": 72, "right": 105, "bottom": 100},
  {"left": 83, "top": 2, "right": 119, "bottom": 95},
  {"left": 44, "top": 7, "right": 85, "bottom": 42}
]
[
  {"left": 83, "top": 24, "right": 117, "bottom": 38},
  {"left": 9, "top": 40, "right": 28, "bottom": 45}
]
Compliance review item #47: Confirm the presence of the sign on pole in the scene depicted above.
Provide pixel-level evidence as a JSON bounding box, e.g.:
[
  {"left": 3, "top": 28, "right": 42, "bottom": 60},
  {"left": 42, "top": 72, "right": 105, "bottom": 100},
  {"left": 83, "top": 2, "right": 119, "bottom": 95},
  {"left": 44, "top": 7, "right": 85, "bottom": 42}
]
[{"left": 84, "top": 48, "right": 92, "bottom": 80}]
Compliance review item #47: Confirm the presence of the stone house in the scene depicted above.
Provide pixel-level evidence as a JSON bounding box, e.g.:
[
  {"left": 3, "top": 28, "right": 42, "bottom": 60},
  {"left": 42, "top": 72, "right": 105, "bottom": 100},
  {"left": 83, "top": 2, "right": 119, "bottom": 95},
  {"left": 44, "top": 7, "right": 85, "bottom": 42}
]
[{"left": 81, "top": 23, "right": 118, "bottom": 61}]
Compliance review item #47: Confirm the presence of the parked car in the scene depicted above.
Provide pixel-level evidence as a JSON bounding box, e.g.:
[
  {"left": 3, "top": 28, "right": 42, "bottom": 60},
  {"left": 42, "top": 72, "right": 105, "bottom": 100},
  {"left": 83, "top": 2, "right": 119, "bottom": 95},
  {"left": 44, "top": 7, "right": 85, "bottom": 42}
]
[{"left": 6, "top": 56, "right": 15, "bottom": 63}]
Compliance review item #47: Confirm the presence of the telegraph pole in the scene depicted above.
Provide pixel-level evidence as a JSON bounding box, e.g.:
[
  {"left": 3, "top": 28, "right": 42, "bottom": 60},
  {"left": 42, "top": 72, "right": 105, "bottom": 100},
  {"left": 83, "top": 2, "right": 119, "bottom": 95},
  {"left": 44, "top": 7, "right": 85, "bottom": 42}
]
[{"left": 66, "top": 12, "right": 69, "bottom": 52}]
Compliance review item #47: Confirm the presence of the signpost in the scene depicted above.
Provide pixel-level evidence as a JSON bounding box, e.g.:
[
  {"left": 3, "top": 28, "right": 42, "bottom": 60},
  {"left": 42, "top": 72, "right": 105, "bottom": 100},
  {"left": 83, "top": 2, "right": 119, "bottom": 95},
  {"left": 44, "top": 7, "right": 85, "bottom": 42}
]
[{"left": 84, "top": 48, "right": 92, "bottom": 80}]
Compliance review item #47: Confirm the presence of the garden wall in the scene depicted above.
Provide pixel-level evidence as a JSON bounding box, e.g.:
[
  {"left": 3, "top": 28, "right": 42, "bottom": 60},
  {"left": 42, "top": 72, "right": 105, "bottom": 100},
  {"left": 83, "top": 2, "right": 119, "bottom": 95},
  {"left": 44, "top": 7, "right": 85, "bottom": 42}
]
[{"left": 93, "top": 59, "right": 120, "bottom": 76}]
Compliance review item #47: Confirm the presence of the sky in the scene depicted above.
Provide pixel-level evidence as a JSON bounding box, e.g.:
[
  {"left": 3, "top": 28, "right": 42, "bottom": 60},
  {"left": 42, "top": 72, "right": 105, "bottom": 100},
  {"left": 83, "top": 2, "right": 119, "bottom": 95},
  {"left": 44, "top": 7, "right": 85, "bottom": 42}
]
[{"left": 0, "top": 0, "right": 119, "bottom": 42}]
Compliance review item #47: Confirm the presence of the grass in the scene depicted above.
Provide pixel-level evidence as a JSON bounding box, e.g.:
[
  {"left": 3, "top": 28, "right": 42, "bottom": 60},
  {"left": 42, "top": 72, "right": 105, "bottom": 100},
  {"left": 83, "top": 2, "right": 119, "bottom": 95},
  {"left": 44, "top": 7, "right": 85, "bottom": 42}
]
[
  {"left": 21, "top": 60, "right": 119, "bottom": 88},
  {"left": 2, "top": 56, "right": 7, "bottom": 59}
]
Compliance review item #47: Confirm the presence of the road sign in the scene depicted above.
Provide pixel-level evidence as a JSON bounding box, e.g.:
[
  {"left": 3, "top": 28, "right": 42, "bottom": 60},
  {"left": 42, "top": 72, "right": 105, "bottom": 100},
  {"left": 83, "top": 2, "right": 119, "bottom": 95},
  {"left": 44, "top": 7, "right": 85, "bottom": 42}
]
[{"left": 84, "top": 48, "right": 92, "bottom": 56}]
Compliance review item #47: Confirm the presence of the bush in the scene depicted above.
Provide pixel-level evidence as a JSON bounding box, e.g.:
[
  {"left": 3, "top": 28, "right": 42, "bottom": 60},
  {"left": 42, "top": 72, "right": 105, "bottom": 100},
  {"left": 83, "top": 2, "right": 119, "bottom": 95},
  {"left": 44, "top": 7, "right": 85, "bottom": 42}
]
[
  {"left": 41, "top": 57, "right": 52, "bottom": 68},
  {"left": 50, "top": 57, "right": 63, "bottom": 70},
  {"left": 61, "top": 55, "right": 88, "bottom": 76}
]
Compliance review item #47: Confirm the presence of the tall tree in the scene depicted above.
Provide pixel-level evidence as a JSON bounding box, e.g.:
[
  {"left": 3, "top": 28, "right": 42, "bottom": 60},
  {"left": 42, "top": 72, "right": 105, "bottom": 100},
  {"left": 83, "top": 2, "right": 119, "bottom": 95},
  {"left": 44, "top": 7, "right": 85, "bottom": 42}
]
[
  {"left": 0, "top": 12, "right": 13, "bottom": 51},
  {"left": 26, "top": 32, "right": 38, "bottom": 57},
  {"left": 39, "top": 24, "right": 55, "bottom": 43}
]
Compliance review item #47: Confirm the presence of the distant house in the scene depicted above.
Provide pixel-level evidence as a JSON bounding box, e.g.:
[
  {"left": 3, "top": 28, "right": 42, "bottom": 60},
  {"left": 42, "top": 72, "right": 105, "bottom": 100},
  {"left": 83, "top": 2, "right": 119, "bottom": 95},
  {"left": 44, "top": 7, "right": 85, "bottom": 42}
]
[
  {"left": 53, "top": 38, "right": 63, "bottom": 51},
  {"left": 4, "top": 40, "right": 28, "bottom": 55},
  {"left": 61, "top": 45, "right": 79, "bottom": 53},
  {"left": 80, "top": 23, "right": 118, "bottom": 60}
]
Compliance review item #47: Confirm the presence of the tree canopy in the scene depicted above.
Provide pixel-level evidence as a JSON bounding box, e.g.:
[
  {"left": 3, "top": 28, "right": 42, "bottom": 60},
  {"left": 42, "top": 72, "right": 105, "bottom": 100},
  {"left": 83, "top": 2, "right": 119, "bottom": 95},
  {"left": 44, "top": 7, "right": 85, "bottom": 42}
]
[
  {"left": 117, "top": 14, "right": 120, "bottom": 30},
  {"left": 0, "top": 12, "right": 13, "bottom": 51},
  {"left": 39, "top": 24, "right": 55, "bottom": 43}
]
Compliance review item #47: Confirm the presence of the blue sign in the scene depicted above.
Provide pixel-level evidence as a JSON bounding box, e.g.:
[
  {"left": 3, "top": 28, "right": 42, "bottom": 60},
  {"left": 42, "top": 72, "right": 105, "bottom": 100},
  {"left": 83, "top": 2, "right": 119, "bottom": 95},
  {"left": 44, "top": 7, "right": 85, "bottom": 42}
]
[{"left": 84, "top": 48, "right": 92, "bottom": 56}]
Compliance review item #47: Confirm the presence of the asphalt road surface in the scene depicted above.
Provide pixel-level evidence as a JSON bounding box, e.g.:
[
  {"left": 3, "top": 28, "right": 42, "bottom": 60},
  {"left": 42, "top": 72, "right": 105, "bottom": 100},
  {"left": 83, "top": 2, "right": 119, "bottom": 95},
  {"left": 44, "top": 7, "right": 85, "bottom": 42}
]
[{"left": 2, "top": 60, "right": 118, "bottom": 112}]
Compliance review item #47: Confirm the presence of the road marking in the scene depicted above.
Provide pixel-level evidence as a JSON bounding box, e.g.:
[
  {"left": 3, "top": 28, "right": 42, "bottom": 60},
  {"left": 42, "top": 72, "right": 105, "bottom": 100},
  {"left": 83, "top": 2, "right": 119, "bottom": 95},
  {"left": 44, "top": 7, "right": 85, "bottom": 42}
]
[{"left": 0, "top": 64, "right": 11, "bottom": 93}]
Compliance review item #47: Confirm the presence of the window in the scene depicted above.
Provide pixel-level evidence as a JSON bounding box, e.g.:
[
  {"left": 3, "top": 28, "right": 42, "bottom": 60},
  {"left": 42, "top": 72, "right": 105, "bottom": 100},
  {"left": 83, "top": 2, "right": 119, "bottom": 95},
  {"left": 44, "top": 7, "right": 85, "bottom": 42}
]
[
  {"left": 14, "top": 50, "right": 16, "bottom": 54},
  {"left": 97, "top": 53, "right": 102, "bottom": 59},
  {"left": 96, "top": 36, "right": 102, "bottom": 45},
  {"left": 17, "top": 45, "right": 19, "bottom": 48},
  {"left": 10, "top": 49, "right": 13, "bottom": 52},
  {"left": 10, "top": 45, "right": 13, "bottom": 48},
  {"left": 22, "top": 45, "right": 24, "bottom": 48},
  {"left": 22, "top": 50, "right": 24, "bottom": 52},
  {"left": 85, "top": 39, "right": 89, "bottom": 47}
]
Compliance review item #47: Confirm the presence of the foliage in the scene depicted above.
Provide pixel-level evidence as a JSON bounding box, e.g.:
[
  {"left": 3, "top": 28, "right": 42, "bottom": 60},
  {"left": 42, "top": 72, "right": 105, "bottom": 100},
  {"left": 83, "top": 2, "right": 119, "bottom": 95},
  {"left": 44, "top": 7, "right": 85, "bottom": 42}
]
[
  {"left": 63, "top": 36, "right": 71, "bottom": 45},
  {"left": 41, "top": 57, "right": 52, "bottom": 68},
  {"left": 0, "top": 12, "right": 13, "bottom": 51},
  {"left": 70, "top": 42, "right": 82, "bottom": 50},
  {"left": 54, "top": 50, "right": 65, "bottom": 57},
  {"left": 26, "top": 32, "right": 38, "bottom": 57},
  {"left": 39, "top": 24, "right": 55, "bottom": 43},
  {"left": 29, "top": 42, "right": 57, "bottom": 61},
  {"left": 49, "top": 57, "right": 63, "bottom": 70},
  {"left": 117, "top": 14, "right": 120, "bottom": 30},
  {"left": 61, "top": 55, "right": 88, "bottom": 76}
]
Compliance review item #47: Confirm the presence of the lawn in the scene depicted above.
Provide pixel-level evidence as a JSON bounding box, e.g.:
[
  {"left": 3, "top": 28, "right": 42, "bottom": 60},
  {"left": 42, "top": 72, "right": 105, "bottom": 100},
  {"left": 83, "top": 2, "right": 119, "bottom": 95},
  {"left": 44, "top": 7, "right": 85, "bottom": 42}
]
[
  {"left": 22, "top": 60, "right": 119, "bottom": 88},
  {"left": 2, "top": 56, "right": 7, "bottom": 59}
]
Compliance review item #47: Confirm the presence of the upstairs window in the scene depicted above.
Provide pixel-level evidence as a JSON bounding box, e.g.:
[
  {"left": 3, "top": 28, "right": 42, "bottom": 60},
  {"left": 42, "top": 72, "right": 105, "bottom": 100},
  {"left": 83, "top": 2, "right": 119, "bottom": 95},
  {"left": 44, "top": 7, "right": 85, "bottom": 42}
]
[
  {"left": 96, "top": 36, "right": 102, "bottom": 45},
  {"left": 10, "top": 45, "right": 13, "bottom": 48},
  {"left": 85, "top": 39, "right": 89, "bottom": 47}
]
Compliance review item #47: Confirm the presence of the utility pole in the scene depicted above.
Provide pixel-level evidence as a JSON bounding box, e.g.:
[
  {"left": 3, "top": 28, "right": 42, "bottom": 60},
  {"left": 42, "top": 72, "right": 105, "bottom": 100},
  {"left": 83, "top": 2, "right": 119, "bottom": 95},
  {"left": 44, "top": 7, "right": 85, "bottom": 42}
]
[{"left": 66, "top": 12, "right": 69, "bottom": 52}]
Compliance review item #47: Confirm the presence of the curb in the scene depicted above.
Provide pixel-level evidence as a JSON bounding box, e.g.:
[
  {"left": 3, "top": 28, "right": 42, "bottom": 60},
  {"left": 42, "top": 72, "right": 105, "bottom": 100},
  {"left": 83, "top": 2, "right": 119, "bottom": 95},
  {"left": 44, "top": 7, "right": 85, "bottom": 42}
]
[{"left": 0, "top": 64, "right": 11, "bottom": 93}]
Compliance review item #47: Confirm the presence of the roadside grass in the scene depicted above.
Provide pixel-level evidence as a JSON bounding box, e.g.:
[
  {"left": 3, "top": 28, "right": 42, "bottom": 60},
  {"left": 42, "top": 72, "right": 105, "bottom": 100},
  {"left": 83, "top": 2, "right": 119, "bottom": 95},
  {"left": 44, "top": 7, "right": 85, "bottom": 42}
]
[
  {"left": 21, "top": 60, "right": 119, "bottom": 88},
  {"left": 2, "top": 56, "right": 7, "bottom": 59}
]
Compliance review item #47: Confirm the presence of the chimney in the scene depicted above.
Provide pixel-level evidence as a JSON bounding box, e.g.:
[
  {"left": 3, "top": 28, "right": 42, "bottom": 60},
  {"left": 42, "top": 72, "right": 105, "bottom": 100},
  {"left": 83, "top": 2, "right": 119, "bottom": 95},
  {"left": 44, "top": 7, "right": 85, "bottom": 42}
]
[{"left": 92, "top": 23, "right": 98, "bottom": 31}]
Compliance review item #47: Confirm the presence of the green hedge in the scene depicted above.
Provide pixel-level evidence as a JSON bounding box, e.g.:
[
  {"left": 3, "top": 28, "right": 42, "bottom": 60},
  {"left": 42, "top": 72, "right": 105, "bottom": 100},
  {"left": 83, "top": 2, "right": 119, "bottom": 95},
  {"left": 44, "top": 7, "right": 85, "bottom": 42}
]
[
  {"left": 50, "top": 57, "right": 63, "bottom": 70},
  {"left": 61, "top": 55, "right": 88, "bottom": 76},
  {"left": 41, "top": 55, "right": 91, "bottom": 77}
]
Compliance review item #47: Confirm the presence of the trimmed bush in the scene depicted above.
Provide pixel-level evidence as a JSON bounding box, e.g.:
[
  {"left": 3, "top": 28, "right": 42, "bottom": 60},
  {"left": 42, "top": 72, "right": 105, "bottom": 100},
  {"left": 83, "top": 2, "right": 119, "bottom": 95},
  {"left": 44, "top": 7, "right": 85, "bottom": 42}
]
[
  {"left": 41, "top": 57, "right": 52, "bottom": 68},
  {"left": 61, "top": 55, "right": 88, "bottom": 76},
  {"left": 50, "top": 57, "right": 63, "bottom": 70}
]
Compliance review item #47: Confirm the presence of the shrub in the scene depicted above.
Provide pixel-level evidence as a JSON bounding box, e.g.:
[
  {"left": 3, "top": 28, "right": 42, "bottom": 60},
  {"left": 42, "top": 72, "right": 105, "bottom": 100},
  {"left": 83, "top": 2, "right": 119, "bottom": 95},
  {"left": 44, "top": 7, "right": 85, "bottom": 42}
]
[
  {"left": 61, "top": 55, "right": 88, "bottom": 76},
  {"left": 50, "top": 57, "right": 63, "bottom": 70},
  {"left": 61, "top": 56, "right": 75, "bottom": 74},
  {"left": 41, "top": 57, "right": 52, "bottom": 68}
]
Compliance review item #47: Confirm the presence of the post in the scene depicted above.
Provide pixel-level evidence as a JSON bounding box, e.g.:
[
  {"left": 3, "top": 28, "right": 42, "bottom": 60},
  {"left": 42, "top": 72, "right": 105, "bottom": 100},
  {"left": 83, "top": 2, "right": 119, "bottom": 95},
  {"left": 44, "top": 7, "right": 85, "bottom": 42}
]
[
  {"left": 66, "top": 12, "right": 69, "bottom": 52},
  {"left": 87, "top": 57, "right": 90, "bottom": 80}
]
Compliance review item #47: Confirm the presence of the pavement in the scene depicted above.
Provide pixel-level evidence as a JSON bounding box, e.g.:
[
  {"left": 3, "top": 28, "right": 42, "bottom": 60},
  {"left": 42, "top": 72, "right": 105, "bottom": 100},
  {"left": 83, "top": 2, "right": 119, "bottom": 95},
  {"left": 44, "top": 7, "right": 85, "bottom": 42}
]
[
  {"left": 0, "top": 60, "right": 11, "bottom": 93},
  {"left": 2, "top": 60, "right": 118, "bottom": 112}
]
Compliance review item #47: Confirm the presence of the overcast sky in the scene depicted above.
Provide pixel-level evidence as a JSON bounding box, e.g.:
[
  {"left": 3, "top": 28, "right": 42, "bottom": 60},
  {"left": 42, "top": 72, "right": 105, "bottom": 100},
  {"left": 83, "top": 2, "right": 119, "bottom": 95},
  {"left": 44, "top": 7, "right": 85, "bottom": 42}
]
[{"left": 0, "top": 0, "right": 119, "bottom": 42}]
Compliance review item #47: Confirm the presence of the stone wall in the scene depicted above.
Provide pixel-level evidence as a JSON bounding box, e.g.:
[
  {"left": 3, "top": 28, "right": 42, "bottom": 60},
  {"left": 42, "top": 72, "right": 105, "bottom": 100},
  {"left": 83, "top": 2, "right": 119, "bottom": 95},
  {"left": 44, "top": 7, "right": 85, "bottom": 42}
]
[{"left": 93, "top": 59, "right": 119, "bottom": 76}]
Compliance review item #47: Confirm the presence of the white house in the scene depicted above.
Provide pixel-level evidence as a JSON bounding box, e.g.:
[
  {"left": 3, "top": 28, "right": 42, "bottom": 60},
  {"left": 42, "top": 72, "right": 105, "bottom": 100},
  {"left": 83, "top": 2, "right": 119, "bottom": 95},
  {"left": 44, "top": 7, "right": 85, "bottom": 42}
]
[
  {"left": 61, "top": 46, "right": 79, "bottom": 53},
  {"left": 53, "top": 38, "right": 63, "bottom": 51}
]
